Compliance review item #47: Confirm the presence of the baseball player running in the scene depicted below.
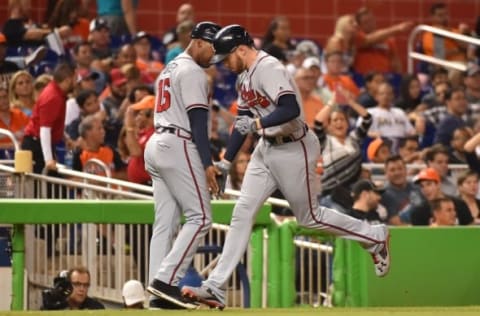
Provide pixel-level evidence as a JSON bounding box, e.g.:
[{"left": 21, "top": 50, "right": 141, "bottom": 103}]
[
  {"left": 144, "top": 21, "right": 221, "bottom": 310},
  {"left": 182, "top": 24, "right": 391, "bottom": 310}
]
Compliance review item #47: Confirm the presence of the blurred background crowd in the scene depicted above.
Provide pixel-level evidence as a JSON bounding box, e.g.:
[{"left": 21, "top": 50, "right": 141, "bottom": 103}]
[{"left": 0, "top": 0, "right": 479, "bottom": 228}]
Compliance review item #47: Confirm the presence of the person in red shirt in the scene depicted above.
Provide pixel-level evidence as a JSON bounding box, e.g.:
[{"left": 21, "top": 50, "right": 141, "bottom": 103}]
[
  {"left": 123, "top": 95, "right": 155, "bottom": 185},
  {"left": 22, "top": 63, "right": 75, "bottom": 173}
]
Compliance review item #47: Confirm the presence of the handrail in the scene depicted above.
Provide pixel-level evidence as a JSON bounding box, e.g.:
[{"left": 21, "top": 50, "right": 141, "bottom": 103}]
[
  {"left": 0, "top": 128, "right": 20, "bottom": 151},
  {"left": 407, "top": 24, "right": 480, "bottom": 73}
]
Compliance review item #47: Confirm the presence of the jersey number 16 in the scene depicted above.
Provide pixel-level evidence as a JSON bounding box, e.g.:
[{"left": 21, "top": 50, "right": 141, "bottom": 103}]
[{"left": 156, "top": 78, "right": 171, "bottom": 112}]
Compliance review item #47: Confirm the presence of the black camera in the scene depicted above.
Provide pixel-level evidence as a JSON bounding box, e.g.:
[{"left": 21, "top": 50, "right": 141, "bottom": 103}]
[{"left": 41, "top": 270, "right": 73, "bottom": 310}]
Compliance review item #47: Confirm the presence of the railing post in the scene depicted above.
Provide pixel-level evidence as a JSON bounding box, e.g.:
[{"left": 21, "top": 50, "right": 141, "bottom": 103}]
[
  {"left": 249, "top": 226, "right": 264, "bottom": 308},
  {"left": 11, "top": 224, "right": 25, "bottom": 310}
]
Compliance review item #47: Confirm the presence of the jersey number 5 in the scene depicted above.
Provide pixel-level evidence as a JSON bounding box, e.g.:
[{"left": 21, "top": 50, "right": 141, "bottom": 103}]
[{"left": 156, "top": 78, "right": 171, "bottom": 112}]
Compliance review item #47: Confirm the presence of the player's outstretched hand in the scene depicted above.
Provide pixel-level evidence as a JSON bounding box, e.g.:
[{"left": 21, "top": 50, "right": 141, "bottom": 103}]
[
  {"left": 205, "top": 165, "right": 220, "bottom": 197},
  {"left": 235, "top": 116, "right": 257, "bottom": 135}
]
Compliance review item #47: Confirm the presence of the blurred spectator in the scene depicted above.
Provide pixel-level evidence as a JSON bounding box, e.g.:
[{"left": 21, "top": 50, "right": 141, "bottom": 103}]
[
  {"left": 367, "top": 137, "right": 392, "bottom": 163},
  {"left": 464, "top": 131, "right": 480, "bottom": 170},
  {"left": 87, "top": 0, "right": 137, "bottom": 36},
  {"left": 421, "top": 3, "right": 468, "bottom": 64},
  {"left": 33, "top": 74, "right": 53, "bottom": 101},
  {"left": 397, "top": 136, "right": 422, "bottom": 164},
  {"left": 72, "top": 41, "right": 94, "bottom": 72},
  {"left": 457, "top": 170, "right": 480, "bottom": 224},
  {"left": 165, "top": 21, "right": 194, "bottom": 64},
  {"left": 324, "top": 14, "right": 358, "bottom": 70},
  {"left": 409, "top": 167, "right": 473, "bottom": 225},
  {"left": 429, "top": 197, "right": 458, "bottom": 227},
  {"left": 381, "top": 155, "right": 421, "bottom": 225},
  {"left": 353, "top": 6, "right": 412, "bottom": 74},
  {"left": 123, "top": 95, "right": 154, "bottom": 185},
  {"left": 65, "top": 68, "right": 100, "bottom": 127},
  {"left": 424, "top": 144, "right": 457, "bottom": 195},
  {"left": 47, "top": 0, "right": 89, "bottom": 48},
  {"left": 421, "top": 80, "right": 449, "bottom": 108},
  {"left": 349, "top": 179, "right": 385, "bottom": 224},
  {"left": 134, "top": 31, "right": 165, "bottom": 78},
  {"left": 163, "top": 3, "right": 195, "bottom": 47},
  {"left": 294, "top": 67, "right": 324, "bottom": 128},
  {"left": 21, "top": 63, "right": 75, "bottom": 173},
  {"left": 3, "top": 0, "right": 70, "bottom": 47},
  {"left": 225, "top": 151, "right": 251, "bottom": 193},
  {"left": 122, "top": 280, "right": 145, "bottom": 309},
  {"left": 314, "top": 89, "right": 371, "bottom": 211},
  {"left": 89, "top": 18, "right": 113, "bottom": 67},
  {"left": 394, "top": 74, "right": 423, "bottom": 113},
  {"left": 115, "top": 43, "right": 137, "bottom": 69},
  {"left": 363, "top": 82, "right": 416, "bottom": 149},
  {"left": 464, "top": 63, "right": 480, "bottom": 103},
  {"left": 356, "top": 71, "right": 385, "bottom": 108},
  {"left": 449, "top": 127, "right": 472, "bottom": 164},
  {"left": 65, "top": 89, "right": 102, "bottom": 148},
  {"left": 302, "top": 56, "right": 332, "bottom": 102},
  {"left": 434, "top": 87, "right": 468, "bottom": 147},
  {"left": 72, "top": 115, "right": 126, "bottom": 178},
  {"left": 261, "top": 16, "right": 295, "bottom": 64},
  {"left": 0, "top": 83, "right": 28, "bottom": 150},
  {"left": 0, "top": 33, "right": 20, "bottom": 86},
  {"left": 102, "top": 68, "right": 127, "bottom": 148},
  {"left": 9, "top": 70, "right": 34, "bottom": 116},
  {"left": 286, "top": 40, "right": 320, "bottom": 75},
  {"left": 322, "top": 51, "right": 360, "bottom": 103}
]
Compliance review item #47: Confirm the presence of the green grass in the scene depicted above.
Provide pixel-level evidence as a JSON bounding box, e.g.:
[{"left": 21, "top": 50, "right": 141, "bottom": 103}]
[{"left": 1, "top": 307, "right": 480, "bottom": 316}]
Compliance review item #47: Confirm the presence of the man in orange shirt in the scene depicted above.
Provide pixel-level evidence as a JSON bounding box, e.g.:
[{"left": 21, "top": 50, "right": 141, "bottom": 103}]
[
  {"left": 0, "top": 84, "right": 28, "bottom": 153},
  {"left": 421, "top": 3, "right": 468, "bottom": 63},
  {"left": 354, "top": 7, "right": 413, "bottom": 74},
  {"left": 322, "top": 51, "right": 360, "bottom": 102}
]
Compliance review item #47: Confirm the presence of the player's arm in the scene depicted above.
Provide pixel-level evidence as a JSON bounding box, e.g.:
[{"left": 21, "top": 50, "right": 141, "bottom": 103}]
[
  {"left": 257, "top": 93, "right": 300, "bottom": 129},
  {"left": 223, "top": 109, "right": 250, "bottom": 162},
  {"left": 188, "top": 108, "right": 213, "bottom": 168}
]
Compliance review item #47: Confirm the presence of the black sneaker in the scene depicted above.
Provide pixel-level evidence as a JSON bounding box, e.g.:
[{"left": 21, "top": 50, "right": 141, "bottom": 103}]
[
  {"left": 147, "top": 279, "right": 199, "bottom": 310},
  {"left": 149, "top": 298, "right": 189, "bottom": 310}
]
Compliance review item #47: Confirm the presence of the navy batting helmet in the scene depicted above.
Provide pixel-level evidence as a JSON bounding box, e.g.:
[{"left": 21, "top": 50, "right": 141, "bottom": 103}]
[
  {"left": 191, "top": 21, "right": 221, "bottom": 43},
  {"left": 210, "top": 24, "right": 254, "bottom": 64}
]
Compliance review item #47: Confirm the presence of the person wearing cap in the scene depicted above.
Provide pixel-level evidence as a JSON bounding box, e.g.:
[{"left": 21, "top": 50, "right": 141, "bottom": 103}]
[
  {"left": 294, "top": 67, "right": 324, "bottom": 128},
  {"left": 134, "top": 31, "right": 165, "bottom": 78},
  {"left": 145, "top": 21, "right": 222, "bottom": 310},
  {"left": 349, "top": 179, "right": 385, "bottom": 224},
  {"left": 367, "top": 137, "right": 392, "bottom": 163},
  {"left": 101, "top": 68, "right": 127, "bottom": 148},
  {"left": 122, "top": 279, "right": 146, "bottom": 309},
  {"left": 123, "top": 95, "right": 154, "bottom": 185},
  {"left": 89, "top": 18, "right": 112, "bottom": 60},
  {"left": 407, "top": 167, "right": 473, "bottom": 226},
  {"left": 464, "top": 63, "right": 480, "bottom": 103}
]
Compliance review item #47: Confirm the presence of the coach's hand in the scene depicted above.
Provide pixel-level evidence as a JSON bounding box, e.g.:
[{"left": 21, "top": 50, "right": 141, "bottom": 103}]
[
  {"left": 214, "top": 159, "right": 231, "bottom": 196},
  {"left": 235, "top": 116, "right": 260, "bottom": 135},
  {"left": 205, "top": 165, "right": 220, "bottom": 196}
]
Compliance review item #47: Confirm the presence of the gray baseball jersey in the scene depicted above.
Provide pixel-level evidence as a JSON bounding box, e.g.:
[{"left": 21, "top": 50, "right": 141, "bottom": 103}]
[
  {"left": 145, "top": 52, "right": 212, "bottom": 286},
  {"left": 202, "top": 51, "right": 389, "bottom": 295}
]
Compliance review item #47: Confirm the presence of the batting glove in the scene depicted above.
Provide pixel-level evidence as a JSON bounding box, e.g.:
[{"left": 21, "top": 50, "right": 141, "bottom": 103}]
[{"left": 235, "top": 116, "right": 258, "bottom": 135}]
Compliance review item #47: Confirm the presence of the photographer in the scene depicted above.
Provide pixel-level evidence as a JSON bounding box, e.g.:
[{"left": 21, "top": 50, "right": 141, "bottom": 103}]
[{"left": 42, "top": 266, "right": 104, "bottom": 310}]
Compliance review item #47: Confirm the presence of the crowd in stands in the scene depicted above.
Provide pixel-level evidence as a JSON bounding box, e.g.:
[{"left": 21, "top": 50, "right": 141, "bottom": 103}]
[{"left": 0, "top": 0, "right": 479, "bottom": 231}]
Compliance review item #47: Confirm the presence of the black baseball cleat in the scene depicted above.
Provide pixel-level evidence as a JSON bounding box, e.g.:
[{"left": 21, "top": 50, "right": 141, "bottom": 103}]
[
  {"left": 182, "top": 285, "right": 226, "bottom": 310},
  {"left": 149, "top": 298, "right": 190, "bottom": 310},
  {"left": 147, "top": 279, "right": 199, "bottom": 310}
]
